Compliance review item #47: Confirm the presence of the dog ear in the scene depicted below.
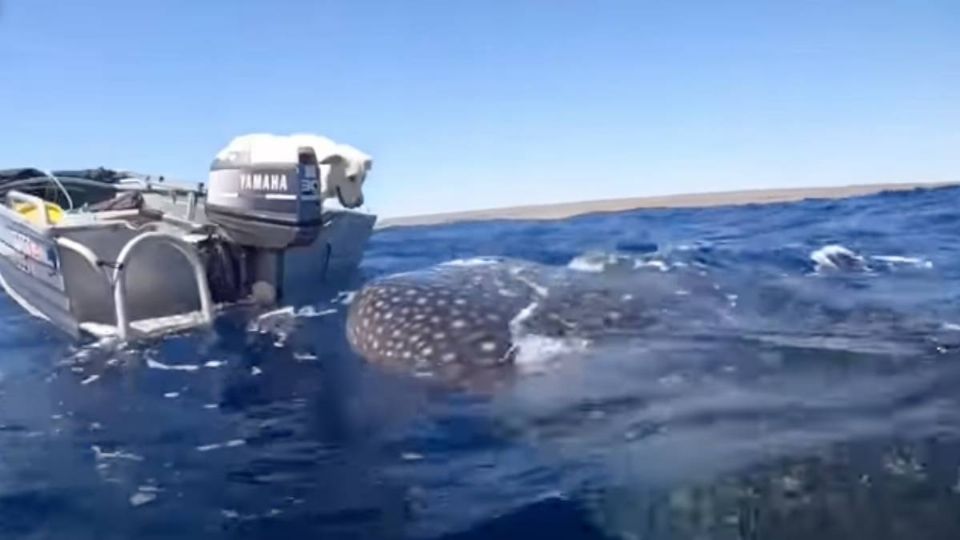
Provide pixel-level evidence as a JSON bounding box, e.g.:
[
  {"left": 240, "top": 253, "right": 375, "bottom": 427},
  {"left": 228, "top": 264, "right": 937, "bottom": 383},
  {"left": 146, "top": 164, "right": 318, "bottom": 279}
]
[{"left": 319, "top": 154, "right": 347, "bottom": 166}]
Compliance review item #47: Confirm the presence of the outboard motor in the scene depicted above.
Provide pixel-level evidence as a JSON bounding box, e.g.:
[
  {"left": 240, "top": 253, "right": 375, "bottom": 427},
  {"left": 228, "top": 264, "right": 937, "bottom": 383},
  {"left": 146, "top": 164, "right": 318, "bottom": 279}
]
[
  {"left": 205, "top": 141, "right": 325, "bottom": 304},
  {"left": 206, "top": 146, "right": 322, "bottom": 249}
]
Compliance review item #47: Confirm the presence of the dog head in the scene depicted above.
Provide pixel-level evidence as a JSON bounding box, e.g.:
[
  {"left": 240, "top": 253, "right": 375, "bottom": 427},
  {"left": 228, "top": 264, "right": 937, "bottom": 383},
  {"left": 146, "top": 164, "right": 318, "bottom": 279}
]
[{"left": 319, "top": 144, "right": 373, "bottom": 209}]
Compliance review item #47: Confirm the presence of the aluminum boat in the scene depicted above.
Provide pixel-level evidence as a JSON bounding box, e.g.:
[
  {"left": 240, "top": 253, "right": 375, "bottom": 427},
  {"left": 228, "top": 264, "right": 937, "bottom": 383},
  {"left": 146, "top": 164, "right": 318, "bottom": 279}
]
[{"left": 0, "top": 136, "right": 377, "bottom": 341}]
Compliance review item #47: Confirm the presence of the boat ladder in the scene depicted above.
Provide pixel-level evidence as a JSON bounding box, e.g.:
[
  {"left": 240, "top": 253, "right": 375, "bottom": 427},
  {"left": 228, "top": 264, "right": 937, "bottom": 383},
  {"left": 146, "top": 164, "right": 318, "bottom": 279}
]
[{"left": 56, "top": 231, "right": 215, "bottom": 340}]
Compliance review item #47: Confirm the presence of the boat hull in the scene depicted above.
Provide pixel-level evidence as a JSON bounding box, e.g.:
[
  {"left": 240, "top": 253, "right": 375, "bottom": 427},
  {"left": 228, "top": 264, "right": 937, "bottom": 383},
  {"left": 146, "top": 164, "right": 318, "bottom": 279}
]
[
  {"left": 0, "top": 202, "right": 377, "bottom": 340},
  {"left": 0, "top": 214, "right": 77, "bottom": 336}
]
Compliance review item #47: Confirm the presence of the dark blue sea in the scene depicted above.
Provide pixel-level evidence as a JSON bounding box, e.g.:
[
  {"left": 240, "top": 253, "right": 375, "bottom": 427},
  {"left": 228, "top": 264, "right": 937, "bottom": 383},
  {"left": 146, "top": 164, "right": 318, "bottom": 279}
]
[{"left": 3, "top": 186, "right": 960, "bottom": 539}]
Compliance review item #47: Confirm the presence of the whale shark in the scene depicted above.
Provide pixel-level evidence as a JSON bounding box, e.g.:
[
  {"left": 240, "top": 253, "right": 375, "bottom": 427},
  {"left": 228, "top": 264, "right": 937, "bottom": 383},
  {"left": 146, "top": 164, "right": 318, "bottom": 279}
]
[{"left": 345, "top": 257, "right": 731, "bottom": 383}]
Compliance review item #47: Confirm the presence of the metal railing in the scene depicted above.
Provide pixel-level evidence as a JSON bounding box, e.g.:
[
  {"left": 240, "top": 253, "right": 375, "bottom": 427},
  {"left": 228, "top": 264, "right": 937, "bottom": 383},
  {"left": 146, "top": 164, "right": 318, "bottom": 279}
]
[
  {"left": 113, "top": 232, "right": 214, "bottom": 340},
  {"left": 55, "top": 237, "right": 111, "bottom": 281},
  {"left": 56, "top": 231, "right": 214, "bottom": 340}
]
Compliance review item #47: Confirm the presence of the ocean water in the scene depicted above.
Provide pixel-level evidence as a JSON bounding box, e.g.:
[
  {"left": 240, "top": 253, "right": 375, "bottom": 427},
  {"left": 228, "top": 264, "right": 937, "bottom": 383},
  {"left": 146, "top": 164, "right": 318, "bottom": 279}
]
[{"left": 3, "top": 186, "right": 960, "bottom": 539}]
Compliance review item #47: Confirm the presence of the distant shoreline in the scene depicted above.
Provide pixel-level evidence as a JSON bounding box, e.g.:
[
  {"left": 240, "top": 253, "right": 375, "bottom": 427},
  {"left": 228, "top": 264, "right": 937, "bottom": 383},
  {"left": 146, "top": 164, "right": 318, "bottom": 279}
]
[{"left": 376, "top": 181, "right": 957, "bottom": 229}]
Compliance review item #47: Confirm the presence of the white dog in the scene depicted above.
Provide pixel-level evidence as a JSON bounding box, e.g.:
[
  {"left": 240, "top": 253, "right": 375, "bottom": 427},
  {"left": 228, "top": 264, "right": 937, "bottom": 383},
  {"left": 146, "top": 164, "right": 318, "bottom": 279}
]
[{"left": 214, "top": 133, "right": 373, "bottom": 209}]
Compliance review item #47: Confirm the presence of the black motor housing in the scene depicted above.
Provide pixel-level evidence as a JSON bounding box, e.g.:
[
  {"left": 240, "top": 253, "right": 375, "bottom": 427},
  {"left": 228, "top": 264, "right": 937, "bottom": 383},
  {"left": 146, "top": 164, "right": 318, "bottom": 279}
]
[{"left": 205, "top": 146, "right": 323, "bottom": 250}]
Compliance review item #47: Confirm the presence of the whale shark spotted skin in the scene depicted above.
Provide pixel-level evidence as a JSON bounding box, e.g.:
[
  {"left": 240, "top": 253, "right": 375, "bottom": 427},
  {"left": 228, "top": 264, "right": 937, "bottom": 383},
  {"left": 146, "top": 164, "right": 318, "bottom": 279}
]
[
  {"left": 346, "top": 257, "right": 729, "bottom": 381},
  {"left": 346, "top": 260, "right": 540, "bottom": 377}
]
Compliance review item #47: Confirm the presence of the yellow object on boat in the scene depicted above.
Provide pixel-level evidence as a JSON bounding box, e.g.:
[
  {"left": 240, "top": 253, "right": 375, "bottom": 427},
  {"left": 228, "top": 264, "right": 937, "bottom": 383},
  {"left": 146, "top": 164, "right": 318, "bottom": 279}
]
[{"left": 13, "top": 200, "right": 64, "bottom": 226}]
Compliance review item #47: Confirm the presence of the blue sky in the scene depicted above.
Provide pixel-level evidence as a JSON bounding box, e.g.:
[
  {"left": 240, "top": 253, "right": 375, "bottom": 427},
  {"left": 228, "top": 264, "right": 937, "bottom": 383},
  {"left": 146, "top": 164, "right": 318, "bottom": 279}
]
[{"left": 1, "top": 0, "right": 958, "bottom": 218}]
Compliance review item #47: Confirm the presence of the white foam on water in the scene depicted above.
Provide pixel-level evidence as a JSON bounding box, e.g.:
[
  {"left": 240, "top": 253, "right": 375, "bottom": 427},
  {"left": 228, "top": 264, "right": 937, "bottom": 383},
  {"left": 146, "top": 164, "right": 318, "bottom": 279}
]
[
  {"left": 146, "top": 359, "right": 200, "bottom": 372},
  {"left": 810, "top": 244, "right": 868, "bottom": 273},
  {"left": 251, "top": 366, "right": 263, "bottom": 376},
  {"left": 256, "top": 306, "right": 295, "bottom": 319},
  {"left": 92, "top": 445, "right": 144, "bottom": 461},
  {"left": 248, "top": 306, "right": 296, "bottom": 334},
  {"left": 163, "top": 392, "right": 180, "bottom": 399},
  {"left": 513, "top": 274, "right": 550, "bottom": 297},
  {"left": 248, "top": 303, "right": 327, "bottom": 336},
  {"left": 568, "top": 252, "right": 650, "bottom": 274},
  {"left": 295, "top": 306, "right": 338, "bottom": 318},
  {"left": 130, "top": 491, "right": 157, "bottom": 507},
  {"left": 196, "top": 439, "right": 246, "bottom": 452},
  {"left": 128, "top": 483, "right": 162, "bottom": 507},
  {"left": 293, "top": 351, "right": 318, "bottom": 361},
  {"left": 247, "top": 306, "right": 296, "bottom": 332},
  {"left": 942, "top": 323, "right": 960, "bottom": 332},
  {"left": 441, "top": 257, "right": 503, "bottom": 267},
  {"left": 68, "top": 335, "right": 123, "bottom": 365},
  {"left": 80, "top": 375, "right": 100, "bottom": 385},
  {"left": 508, "top": 300, "right": 589, "bottom": 371},
  {"left": 512, "top": 333, "right": 590, "bottom": 373},
  {"left": 634, "top": 259, "right": 669, "bottom": 272},
  {"left": 509, "top": 301, "right": 540, "bottom": 334},
  {"left": 567, "top": 257, "right": 606, "bottom": 273},
  {"left": 872, "top": 255, "right": 934, "bottom": 269},
  {"left": 204, "top": 360, "right": 225, "bottom": 368}
]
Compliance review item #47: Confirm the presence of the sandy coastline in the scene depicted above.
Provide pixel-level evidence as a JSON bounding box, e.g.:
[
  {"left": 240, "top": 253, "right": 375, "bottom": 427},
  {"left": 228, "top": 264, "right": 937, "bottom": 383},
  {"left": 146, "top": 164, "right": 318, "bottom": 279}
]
[{"left": 376, "top": 181, "right": 957, "bottom": 229}]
